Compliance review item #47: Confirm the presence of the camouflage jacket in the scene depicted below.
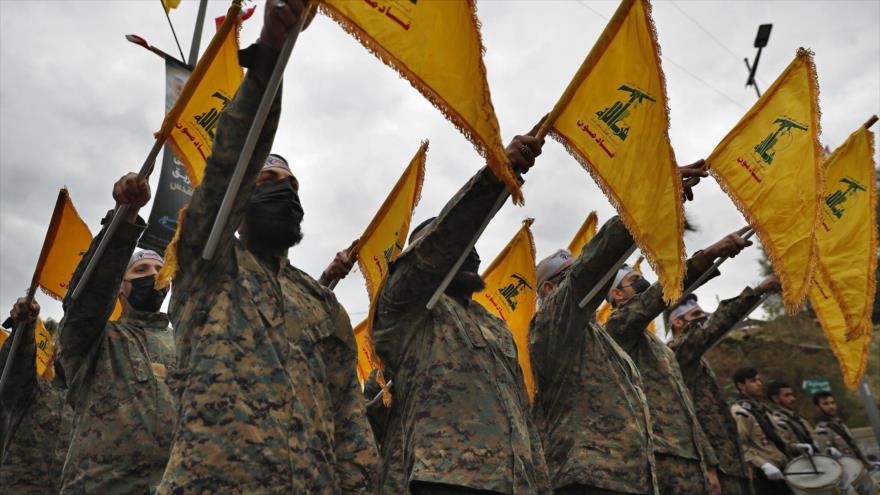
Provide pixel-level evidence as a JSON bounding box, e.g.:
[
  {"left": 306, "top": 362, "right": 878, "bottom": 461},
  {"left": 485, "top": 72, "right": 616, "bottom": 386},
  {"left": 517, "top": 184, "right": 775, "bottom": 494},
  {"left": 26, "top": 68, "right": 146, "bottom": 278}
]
[
  {"left": 373, "top": 167, "right": 551, "bottom": 494},
  {"left": 157, "top": 44, "right": 378, "bottom": 494},
  {"left": 529, "top": 216, "right": 657, "bottom": 494},
  {"left": 731, "top": 398, "right": 789, "bottom": 470},
  {"left": 58, "top": 213, "right": 176, "bottom": 494},
  {"left": 768, "top": 405, "right": 817, "bottom": 452},
  {"left": 813, "top": 415, "right": 867, "bottom": 463},
  {"left": 669, "top": 287, "right": 759, "bottom": 479},
  {"left": 0, "top": 321, "right": 73, "bottom": 494},
  {"left": 604, "top": 261, "right": 718, "bottom": 470}
]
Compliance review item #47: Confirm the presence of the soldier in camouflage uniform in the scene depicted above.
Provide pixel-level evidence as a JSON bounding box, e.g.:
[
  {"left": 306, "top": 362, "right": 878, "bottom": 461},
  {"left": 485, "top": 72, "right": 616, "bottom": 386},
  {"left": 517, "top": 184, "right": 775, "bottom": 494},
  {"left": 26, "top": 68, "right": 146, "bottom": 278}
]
[
  {"left": 156, "top": 2, "right": 378, "bottom": 492},
  {"left": 667, "top": 275, "right": 781, "bottom": 495},
  {"left": 372, "top": 125, "right": 551, "bottom": 494},
  {"left": 0, "top": 299, "right": 73, "bottom": 494},
  {"left": 812, "top": 391, "right": 871, "bottom": 465},
  {"left": 528, "top": 216, "right": 658, "bottom": 495},
  {"left": 730, "top": 368, "right": 792, "bottom": 495},
  {"left": 57, "top": 174, "right": 175, "bottom": 494},
  {"left": 604, "top": 231, "right": 754, "bottom": 495},
  {"left": 766, "top": 381, "right": 820, "bottom": 456}
]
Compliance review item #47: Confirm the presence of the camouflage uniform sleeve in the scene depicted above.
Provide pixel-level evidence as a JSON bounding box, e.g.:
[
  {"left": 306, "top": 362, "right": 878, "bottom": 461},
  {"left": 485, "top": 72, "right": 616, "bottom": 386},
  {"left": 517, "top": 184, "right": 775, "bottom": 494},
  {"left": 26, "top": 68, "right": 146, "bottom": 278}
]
[
  {"left": 530, "top": 216, "right": 633, "bottom": 386},
  {"left": 670, "top": 287, "right": 760, "bottom": 375},
  {"left": 172, "top": 44, "right": 283, "bottom": 290},
  {"left": 0, "top": 319, "right": 38, "bottom": 413},
  {"left": 59, "top": 211, "right": 145, "bottom": 377},
  {"left": 605, "top": 258, "right": 718, "bottom": 351},
  {"left": 373, "top": 167, "right": 507, "bottom": 368},
  {"left": 325, "top": 297, "right": 379, "bottom": 492}
]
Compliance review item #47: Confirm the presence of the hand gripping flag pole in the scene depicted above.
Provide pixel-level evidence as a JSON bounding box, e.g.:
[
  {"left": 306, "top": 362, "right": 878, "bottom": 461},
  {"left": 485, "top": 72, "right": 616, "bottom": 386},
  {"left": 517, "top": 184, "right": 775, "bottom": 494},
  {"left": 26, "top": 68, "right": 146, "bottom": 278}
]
[
  {"left": 675, "top": 227, "right": 755, "bottom": 305},
  {"left": 69, "top": 1, "right": 244, "bottom": 302},
  {"left": 0, "top": 190, "right": 69, "bottom": 397},
  {"left": 202, "top": 1, "right": 314, "bottom": 261}
]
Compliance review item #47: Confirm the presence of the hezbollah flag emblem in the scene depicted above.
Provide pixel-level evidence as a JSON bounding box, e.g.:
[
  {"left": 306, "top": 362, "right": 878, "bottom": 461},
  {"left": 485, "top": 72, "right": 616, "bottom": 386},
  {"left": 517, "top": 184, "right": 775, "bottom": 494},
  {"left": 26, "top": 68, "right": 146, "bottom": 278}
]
[
  {"left": 707, "top": 48, "right": 823, "bottom": 312},
  {"left": 474, "top": 219, "right": 538, "bottom": 400},
  {"left": 546, "top": 0, "right": 685, "bottom": 302},
  {"left": 809, "top": 125, "right": 876, "bottom": 388}
]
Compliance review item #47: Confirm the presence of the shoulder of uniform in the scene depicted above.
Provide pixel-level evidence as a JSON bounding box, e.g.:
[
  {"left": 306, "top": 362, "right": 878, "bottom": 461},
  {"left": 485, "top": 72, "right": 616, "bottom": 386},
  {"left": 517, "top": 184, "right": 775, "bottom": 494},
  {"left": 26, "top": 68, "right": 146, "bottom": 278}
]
[{"left": 287, "top": 265, "right": 336, "bottom": 299}]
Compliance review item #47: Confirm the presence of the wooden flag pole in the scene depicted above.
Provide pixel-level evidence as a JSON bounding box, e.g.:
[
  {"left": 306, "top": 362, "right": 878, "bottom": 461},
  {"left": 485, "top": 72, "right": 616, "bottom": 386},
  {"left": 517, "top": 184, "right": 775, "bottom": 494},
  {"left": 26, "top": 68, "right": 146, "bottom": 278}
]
[
  {"left": 0, "top": 189, "right": 69, "bottom": 396},
  {"left": 676, "top": 227, "right": 755, "bottom": 305},
  {"left": 865, "top": 115, "right": 878, "bottom": 130},
  {"left": 202, "top": 2, "right": 314, "bottom": 261},
  {"left": 71, "top": 1, "right": 243, "bottom": 301}
]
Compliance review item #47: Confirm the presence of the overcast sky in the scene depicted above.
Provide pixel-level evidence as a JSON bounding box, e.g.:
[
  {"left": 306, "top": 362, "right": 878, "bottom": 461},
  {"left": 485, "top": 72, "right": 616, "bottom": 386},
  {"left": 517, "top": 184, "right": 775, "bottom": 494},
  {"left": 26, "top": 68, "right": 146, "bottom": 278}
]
[{"left": 1, "top": 0, "right": 878, "bottom": 333}]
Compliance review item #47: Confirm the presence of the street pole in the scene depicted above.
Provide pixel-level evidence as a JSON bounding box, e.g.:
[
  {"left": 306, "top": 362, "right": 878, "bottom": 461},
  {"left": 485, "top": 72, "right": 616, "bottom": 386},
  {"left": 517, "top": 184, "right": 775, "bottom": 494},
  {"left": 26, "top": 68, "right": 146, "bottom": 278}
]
[
  {"left": 188, "top": 0, "right": 209, "bottom": 66},
  {"left": 858, "top": 377, "right": 880, "bottom": 445}
]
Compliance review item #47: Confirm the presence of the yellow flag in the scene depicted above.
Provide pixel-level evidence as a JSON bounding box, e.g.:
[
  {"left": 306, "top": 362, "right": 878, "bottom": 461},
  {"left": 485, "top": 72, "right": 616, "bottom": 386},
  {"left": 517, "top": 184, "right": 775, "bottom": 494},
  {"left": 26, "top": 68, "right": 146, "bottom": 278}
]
[
  {"left": 474, "top": 219, "right": 538, "bottom": 400},
  {"left": 35, "top": 318, "right": 55, "bottom": 381},
  {"left": 168, "top": 13, "right": 245, "bottom": 184},
  {"left": 35, "top": 189, "right": 123, "bottom": 320},
  {"left": 568, "top": 210, "right": 598, "bottom": 257},
  {"left": 353, "top": 142, "right": 428, "bottom": 385},
  {"left": 0, "top": 329, "right": 7, "bottom": 349},
  {"left": 547, "top": 0, "right": 685, "bottom": 302},
  {"left": 707, "top": 48, "right": 823, "bottom": 312},
  {"left": 320, "top": 0, "right": 518, "bottom": 203},
  {"left": 162, "top": 0, "right": 181, "bottom": 13},
  {"left": 810, "top": 125, "right": 876, "bottom": 388}
]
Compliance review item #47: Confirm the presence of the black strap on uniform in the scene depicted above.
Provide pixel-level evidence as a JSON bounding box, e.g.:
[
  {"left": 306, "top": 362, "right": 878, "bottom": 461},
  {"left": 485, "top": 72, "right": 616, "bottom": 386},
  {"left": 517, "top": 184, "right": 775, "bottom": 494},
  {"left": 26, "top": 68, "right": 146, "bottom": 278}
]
[{"left": 744, "top": 401, "right": 789, "bottom": 455}]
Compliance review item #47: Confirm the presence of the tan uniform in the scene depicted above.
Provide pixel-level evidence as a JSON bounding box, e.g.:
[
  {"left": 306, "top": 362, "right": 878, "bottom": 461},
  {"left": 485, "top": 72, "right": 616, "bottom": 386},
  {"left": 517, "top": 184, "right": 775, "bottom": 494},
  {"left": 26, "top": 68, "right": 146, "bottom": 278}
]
[
  {"left": 814, "top": 416, "right": 868, "bottom": 463},
  {"left": 768, "top": 405, "right": 817, "bottom": 456},
  {"left": 731, "top": 399, "right": 788, "bottom": 471}
]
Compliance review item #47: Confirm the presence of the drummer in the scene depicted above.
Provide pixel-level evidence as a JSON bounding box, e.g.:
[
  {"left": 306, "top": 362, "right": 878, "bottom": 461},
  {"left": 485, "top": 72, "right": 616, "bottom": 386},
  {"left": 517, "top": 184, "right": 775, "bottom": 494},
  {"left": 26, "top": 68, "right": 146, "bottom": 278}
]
[
  {"left": 812, "top": 391, "right": 874, "bottom": 467},
  {"left": 767, "top": 381, "right": 820, "bottom": 455},
  {"left": 730, "top": 367, "right": 793, "bottom": 495}
]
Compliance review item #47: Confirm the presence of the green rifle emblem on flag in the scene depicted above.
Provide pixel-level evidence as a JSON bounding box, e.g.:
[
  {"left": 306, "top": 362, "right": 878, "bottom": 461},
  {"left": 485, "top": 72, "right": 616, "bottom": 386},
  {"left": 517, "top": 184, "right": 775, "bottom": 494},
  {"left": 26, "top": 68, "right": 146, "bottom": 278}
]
[
  {"left": 498, "top": 273, "right": 533, "bottom": 311},
  {"left": 595, "top": 85, "right": 656, "bottom": 141},
  {"left": 753, "top": 116, "right": 807, "bottom": 165},
  {"left": 825, "top": 176, "right": 867, "bottom": 220}
]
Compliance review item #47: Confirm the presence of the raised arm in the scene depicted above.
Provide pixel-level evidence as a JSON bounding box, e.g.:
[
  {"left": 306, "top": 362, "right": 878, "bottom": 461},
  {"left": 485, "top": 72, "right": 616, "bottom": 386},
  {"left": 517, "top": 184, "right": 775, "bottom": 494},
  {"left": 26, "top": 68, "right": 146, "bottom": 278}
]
[
  {"left": 0, "top": 299, "right": 40, "bottom": 410},
  {"left": 670, "top": 287, "right": 761, "bottom": 374},
  {"left": 529, "top": 216, "right": 633, "bottom": 385},
  {"left": 374, "top": 127, "right": 544, "bottom": 354},
  {"left": 59, "top": 210, "right": 145, "bottom": 377},
  {"left": 174, "top": 2, "right": 309, "bottom": 288}
]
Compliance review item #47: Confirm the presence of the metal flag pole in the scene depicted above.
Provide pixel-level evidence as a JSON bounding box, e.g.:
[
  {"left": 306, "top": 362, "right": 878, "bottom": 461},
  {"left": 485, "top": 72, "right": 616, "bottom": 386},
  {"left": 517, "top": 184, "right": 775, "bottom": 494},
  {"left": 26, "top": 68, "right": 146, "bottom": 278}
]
[
  {"left": 202, "top": 2, "right": 313, "bottom": 261},
  {"left": 674, "top": 227, "right": 755, "bottom": 306},
  {"left": 0, "top": 286, "right": 37, "bottom": 397},
  {"left": 0, "top": 188, "right": 70, "bottom": 396},
  {"left": 71, "top": 1, "right": 244, "bottom": 301},
  {"left": 426, "top": 189, "right": 509, "bottom": 310},
  {"left": 577, "top": 244, "right": 637, "bottom": 309}
]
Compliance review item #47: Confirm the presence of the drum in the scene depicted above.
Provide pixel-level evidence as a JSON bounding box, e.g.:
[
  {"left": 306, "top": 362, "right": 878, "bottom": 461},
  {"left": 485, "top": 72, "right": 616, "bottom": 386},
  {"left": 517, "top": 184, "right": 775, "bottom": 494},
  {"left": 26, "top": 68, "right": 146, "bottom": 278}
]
[
  {"left": 839, "top": 456, "right": 877, "bottom": 495},
  {"left": 785, "top": 454, "right": 845, "bottom": 495}
]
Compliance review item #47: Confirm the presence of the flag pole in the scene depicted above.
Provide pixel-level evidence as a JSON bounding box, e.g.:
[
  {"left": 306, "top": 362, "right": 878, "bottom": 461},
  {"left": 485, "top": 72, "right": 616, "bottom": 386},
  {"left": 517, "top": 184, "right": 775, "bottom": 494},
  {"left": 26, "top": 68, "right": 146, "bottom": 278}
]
[
  {"left": 0, "top": 189, "right": 69, "bottom": 397},
  {"left": 865, "top": 115, "right": 878, "bottom": 130},
  {"left": 202, "top": 2, "right": 314, "bottom": 261},
  {"left": 577, "top": 244, "right": 637, "bottom": 309},
  {"left": 70, "top": 1, "right": 243, "bottom": 301},
  {"left": 425, "top": 189, "right": 509, "bottom": 310},
  {"left": 733, "top": 292, "right": 771, "bottom": 329},
  {"left": 675, "top": 228, "right": 755, "bottom": 305}
]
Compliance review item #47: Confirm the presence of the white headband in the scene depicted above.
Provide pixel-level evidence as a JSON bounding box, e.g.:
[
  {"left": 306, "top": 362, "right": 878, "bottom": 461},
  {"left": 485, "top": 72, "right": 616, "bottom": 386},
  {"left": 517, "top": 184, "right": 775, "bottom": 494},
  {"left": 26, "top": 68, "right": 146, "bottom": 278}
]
[{"left": 670, "top": 298, "right": 701, "bottom": 321}]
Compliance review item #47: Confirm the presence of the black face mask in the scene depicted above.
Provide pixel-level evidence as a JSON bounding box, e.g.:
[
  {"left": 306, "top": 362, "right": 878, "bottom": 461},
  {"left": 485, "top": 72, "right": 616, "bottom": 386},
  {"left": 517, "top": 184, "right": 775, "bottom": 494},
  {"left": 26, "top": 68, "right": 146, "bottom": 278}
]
[
  {"left": 126, "top": 275, "right": 167, "bottom": 313},
  {"left": 446, "top": 249, "right": 485, "bottom": 297},
  {"left": 245, "top": 179, "right": 304, "bottom": 250},
  {"left": 629, "top": 277, "right": 651, "bottom": 294}
]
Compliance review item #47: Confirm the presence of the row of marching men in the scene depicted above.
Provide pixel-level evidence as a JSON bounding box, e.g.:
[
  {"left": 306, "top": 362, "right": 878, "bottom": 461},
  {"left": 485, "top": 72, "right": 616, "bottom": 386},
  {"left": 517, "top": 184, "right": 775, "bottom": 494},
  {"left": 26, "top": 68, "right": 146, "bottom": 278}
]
[{"left": 1, "top": 2, "right": 878, "bottom": 495}]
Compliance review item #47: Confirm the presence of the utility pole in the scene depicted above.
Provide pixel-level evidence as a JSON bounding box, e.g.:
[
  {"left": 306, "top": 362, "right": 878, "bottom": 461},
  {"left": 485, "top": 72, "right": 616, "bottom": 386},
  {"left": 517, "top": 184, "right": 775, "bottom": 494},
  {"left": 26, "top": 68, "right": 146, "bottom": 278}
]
[{"left": 744, "top": 23, "right": 772, "bottom": 98}]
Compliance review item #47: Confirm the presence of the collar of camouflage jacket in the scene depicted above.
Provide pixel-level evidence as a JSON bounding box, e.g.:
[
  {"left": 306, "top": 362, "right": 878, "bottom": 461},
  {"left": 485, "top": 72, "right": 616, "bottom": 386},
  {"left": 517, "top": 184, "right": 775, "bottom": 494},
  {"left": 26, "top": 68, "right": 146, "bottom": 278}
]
[{"left": 120, "top": 310, "right": 171, "bottom": 329}]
